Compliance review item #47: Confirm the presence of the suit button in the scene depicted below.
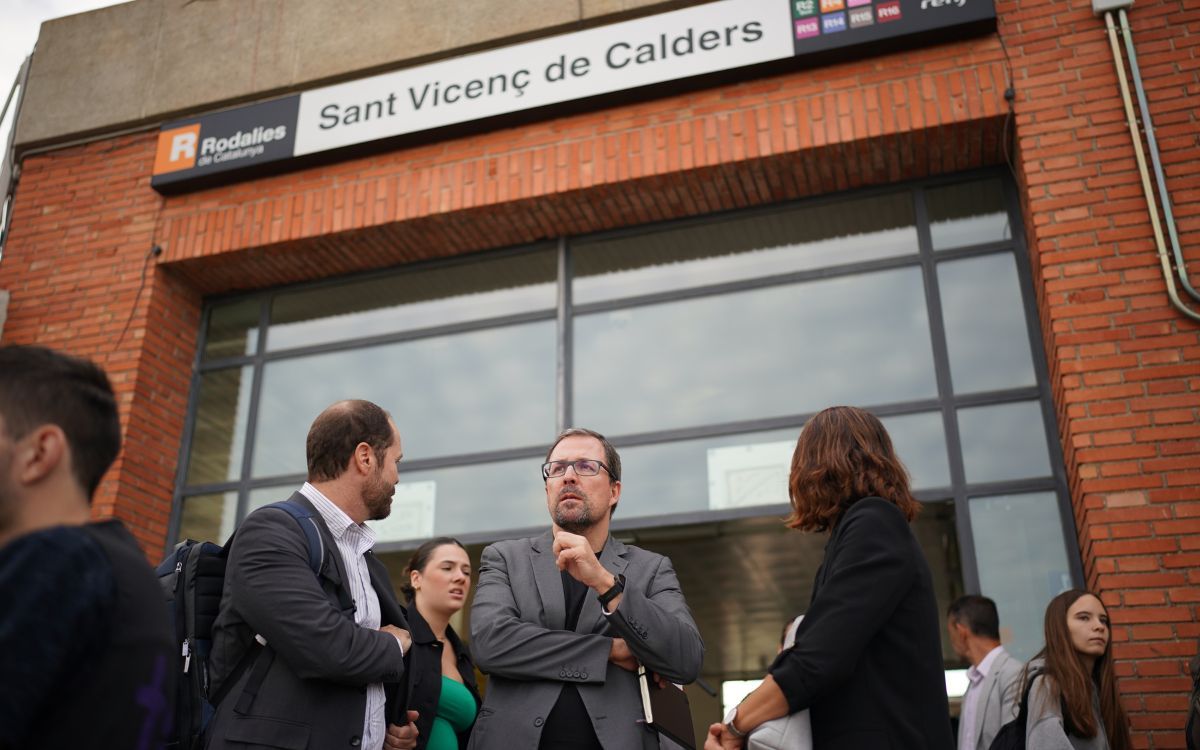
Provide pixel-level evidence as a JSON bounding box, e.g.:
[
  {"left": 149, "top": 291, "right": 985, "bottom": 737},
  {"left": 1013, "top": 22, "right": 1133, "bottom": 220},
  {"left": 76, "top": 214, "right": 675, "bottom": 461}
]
[
  {"left": 534, "top": 717, "right": 544, "bottom": 727},
  {"left": 350, "top": 737, "right": 361, "bottom": 747},
  {"left": 559, "top": 669, "right": 567, "bottom": 677},
  {"left": 582, "top": 671, "right": 588, "bottom": 679}
]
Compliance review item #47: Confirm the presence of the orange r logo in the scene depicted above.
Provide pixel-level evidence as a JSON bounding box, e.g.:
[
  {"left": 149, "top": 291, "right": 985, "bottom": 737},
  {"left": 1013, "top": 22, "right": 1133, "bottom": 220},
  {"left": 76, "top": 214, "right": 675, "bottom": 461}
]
[{"left": 153, "top": 124, "right": 201, "bottom": 174}]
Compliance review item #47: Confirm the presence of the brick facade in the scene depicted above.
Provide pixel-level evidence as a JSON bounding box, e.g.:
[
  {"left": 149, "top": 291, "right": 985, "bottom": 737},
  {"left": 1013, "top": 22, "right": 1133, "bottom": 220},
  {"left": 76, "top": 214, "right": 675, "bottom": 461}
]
[{"left": 1, "top": 1, "right": 1196, "bottom": 744}]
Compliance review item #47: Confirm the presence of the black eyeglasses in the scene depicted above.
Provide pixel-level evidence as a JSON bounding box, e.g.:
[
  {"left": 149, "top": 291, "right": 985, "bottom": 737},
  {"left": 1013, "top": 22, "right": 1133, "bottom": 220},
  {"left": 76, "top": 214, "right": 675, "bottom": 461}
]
[{"left": 541, "top": 459, "right": 616, "bottom": 480}]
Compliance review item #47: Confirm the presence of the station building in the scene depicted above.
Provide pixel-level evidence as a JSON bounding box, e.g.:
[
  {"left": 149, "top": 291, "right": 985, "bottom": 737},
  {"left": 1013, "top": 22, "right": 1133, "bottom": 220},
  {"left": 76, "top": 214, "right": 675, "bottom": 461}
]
[{"left": 0, "top": 0, "right": 1196, "bottom": 743}]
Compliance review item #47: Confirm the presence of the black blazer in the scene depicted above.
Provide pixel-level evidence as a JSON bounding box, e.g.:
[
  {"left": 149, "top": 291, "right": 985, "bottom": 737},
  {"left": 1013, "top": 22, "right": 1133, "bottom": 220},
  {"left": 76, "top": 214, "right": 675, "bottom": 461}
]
[
  {"left": 207, "top": 492, "right": 409, "bottom": 750},
  {"left": 400, "top": 602, "right": 481, "bottom": 750},
  {"left": 768, "top": 497, "right": 954, "bottom": 750}
]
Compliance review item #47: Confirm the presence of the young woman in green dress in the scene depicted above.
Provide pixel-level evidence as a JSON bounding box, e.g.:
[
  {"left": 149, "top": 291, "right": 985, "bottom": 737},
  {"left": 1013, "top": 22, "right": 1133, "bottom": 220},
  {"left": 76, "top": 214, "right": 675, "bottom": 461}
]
[{"left": 399, "top": 537, "right": 481, "bottom": 750}]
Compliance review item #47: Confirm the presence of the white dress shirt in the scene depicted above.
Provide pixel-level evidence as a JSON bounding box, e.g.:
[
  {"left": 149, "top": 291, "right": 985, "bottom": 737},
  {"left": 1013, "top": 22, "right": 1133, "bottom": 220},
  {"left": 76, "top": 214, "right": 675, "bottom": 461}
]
[
  {"left": 959, "top": 645, "right": 1004, "bottom": 750},
  {"left": 300, "top": 482, "right": 388, "bottom": 750}
]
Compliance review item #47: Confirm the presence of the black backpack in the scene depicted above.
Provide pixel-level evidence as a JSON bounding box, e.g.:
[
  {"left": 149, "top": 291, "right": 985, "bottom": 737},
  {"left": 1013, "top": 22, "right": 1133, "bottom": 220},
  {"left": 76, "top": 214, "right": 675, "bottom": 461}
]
[
  {"left": 156, "top": 500, "right": 325, "bottom": 750},
  {"left": 987, "top": 669, "right": 1044, "bottom": 750}
]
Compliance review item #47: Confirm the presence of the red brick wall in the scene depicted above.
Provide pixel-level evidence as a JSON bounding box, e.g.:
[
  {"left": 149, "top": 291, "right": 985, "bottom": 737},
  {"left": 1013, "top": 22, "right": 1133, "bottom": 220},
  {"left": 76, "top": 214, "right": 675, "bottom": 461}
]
[
  {"left": 1000, "top": 0, "right": 1200, "bottom": 746},
  {"left": 1, "top": 3, "right": 1196, "bottom": 744}
]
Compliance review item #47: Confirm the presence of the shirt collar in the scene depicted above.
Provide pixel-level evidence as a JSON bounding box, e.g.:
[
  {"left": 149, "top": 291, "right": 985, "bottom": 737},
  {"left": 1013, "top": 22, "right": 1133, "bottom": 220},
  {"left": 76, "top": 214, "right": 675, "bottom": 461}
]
[
  {"left": 975, "top": 644, "right": 1005, "bottom": 678},
  {"left": 299, "top": 482, "right": 377, "bottom": 550}
]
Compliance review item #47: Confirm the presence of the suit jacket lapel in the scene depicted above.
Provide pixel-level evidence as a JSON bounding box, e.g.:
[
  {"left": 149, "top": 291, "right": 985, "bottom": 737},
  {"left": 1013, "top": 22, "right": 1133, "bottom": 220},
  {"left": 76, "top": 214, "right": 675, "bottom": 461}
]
[
  {"left": 368, "top": 551, "right": 407, "bottom": 628},
  {"left": 576, "top": 535, "right": 630, "bottom": 634},
  {"left": 531, "top": 531, "right": 566, "bottom": 631}
]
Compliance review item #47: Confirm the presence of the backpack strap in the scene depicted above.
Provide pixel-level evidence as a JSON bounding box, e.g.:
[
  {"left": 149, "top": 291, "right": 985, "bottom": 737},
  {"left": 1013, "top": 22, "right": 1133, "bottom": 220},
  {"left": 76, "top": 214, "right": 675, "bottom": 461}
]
[
  {"left": 1015, "top": 668, "right": 1045, "bottom": 724},
  {"left": 228, "top": 497, "right": 356, "bottom": 716},
  {"left": 261, "top": 499, "right": 324, "bottom": 575}
]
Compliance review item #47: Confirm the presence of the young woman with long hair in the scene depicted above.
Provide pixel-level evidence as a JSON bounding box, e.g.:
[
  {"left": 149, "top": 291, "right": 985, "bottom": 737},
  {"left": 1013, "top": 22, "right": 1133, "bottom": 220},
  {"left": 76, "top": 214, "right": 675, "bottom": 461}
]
[{"left": 1025, "top": 589, "right": 1132, "bottom": 750}]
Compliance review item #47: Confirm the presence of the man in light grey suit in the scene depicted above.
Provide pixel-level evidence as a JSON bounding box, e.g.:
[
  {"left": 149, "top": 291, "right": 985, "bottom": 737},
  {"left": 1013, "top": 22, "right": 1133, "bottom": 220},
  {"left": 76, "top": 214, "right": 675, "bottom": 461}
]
[
  {"left": 469, "top": 427, "right": 704, "bottom": 750},
  {"left": 948, "top": 595, "right": 1024, "bottom": 750}
]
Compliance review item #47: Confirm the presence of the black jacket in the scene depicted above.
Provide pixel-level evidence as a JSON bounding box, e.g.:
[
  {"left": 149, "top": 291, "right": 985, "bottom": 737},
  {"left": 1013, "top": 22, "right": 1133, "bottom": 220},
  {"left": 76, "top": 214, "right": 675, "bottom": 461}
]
[
  {"left": 207, "top": 493, "right": 408, "bottom": 750},
  {"left": 401, "top": 602, "right": 481, "bottom": 750},
  {"left": 768, "top": 497, "right": 954, "bottom": 750}
]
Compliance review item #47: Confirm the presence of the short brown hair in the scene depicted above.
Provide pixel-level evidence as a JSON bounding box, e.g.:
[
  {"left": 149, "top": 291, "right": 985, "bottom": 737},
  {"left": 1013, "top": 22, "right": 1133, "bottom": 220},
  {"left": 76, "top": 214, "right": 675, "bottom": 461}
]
[
  {"left": 306, "top": 400, "right": 393, "bottom": 482},
  {"left": 786, "top": 406, "right": 918, "bottom": 532},
  {"left": 0, "top": 345, "right": 121, "bottom": 500},
  {"left": 544, "top": 427, "right": 621, "bottom": 483}
]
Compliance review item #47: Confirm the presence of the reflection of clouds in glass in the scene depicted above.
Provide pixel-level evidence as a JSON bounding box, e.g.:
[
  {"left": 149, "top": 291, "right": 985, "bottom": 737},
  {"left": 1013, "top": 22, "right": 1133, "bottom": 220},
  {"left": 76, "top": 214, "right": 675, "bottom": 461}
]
[
  {"left": 575, "top": 227, "right": 918, "bottom": 304},
  {"left": 575, "top": 268, "right": 938, "bottom": 435},
  {"left": 938, "top": 253, "right": 1036, "bottom": 394},
  {"left": 970, "top": 492, "right": 1072, "bottom": 662},
  {"left": 268, "top": 283, "right": 554, "bottom": 351},
  {"left": 928, "top": 178, "right": 1011, "bottom": 251},
  {"left": 880, "top": 412, "right": 950, "bottom": 491},
  {"left": 252, "top": 321, "right": 555, "bottom": 478},
  {"left": 958, "top": 401, "right": 1051, "bottom": 484},
  {"left": 618, "top": 428, "right": 797, "bottom": 518}
]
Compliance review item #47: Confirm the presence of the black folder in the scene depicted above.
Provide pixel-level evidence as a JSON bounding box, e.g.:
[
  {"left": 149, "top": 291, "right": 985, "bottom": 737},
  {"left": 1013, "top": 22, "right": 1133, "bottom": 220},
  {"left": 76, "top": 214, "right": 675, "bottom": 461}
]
[{"left": 638, "top": 666, "right": 697, "bottom": 750}]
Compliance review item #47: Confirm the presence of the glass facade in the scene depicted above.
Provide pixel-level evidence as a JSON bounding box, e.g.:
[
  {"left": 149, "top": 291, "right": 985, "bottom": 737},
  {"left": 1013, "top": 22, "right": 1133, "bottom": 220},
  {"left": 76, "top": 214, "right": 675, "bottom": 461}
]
[{"left": 173, "top": 171, "right": 1079, "bottom": 663}]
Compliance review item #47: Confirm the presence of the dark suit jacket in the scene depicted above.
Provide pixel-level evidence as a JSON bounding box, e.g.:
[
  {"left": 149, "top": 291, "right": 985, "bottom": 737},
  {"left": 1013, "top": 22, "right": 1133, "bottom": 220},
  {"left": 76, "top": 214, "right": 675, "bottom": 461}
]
[
  {"left": 769, "top": 497, "right": 954, "bottom": 750},
  {"left": 467, "top": 531, "right": 703, "bottom": 750},
  {"left": 206, "top": 492, "right": 408, "bottom": 750},
  {"left": 401, "top": 602, "right": 480, "bottom": 750}
]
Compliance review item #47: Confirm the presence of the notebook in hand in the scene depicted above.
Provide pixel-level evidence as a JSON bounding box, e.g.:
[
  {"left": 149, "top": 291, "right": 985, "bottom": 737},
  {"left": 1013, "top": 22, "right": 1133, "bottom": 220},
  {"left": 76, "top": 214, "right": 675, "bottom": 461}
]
[{"left": 638, "top": 666, "right": 696, "bottom": 750}]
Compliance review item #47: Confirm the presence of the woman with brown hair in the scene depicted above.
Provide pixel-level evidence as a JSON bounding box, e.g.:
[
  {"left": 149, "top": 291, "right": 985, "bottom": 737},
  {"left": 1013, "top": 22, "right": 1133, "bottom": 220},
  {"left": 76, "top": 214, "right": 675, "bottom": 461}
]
[
  {"left": 388, "top": 537, "right": 480, "bottom": 750},
  {"left": 1024, "top": 589, "right": 1132, "bottom": 750},
  {"left": 705, "top": 405, "right": 953, "bottom": 750}
]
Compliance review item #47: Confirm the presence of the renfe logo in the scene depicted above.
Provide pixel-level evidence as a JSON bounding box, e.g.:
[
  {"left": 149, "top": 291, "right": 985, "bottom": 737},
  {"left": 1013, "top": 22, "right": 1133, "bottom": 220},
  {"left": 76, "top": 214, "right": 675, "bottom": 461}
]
[
  {"left": 921, "top": 0, "right": 967, "bottom": 6},
  {"left": 877, "top": 1, "right": 903, "bottom": 22},
  {"left": 153, "top": 124, "right": 201, "bottom": 174}
]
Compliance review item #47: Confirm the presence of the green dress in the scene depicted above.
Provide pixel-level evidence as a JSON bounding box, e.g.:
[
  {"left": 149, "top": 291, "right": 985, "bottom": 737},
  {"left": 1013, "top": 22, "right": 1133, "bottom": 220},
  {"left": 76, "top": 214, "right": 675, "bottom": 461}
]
[{"left": 425, "top": 675, "right": 478, "bottom": 750}]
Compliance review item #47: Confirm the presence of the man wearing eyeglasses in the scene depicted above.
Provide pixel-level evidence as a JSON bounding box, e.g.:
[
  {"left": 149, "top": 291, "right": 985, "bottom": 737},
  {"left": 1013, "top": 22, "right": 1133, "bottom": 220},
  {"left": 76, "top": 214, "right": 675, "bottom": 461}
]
[{"left": 468, "top": 427, "right": 704, "bottom": 750}]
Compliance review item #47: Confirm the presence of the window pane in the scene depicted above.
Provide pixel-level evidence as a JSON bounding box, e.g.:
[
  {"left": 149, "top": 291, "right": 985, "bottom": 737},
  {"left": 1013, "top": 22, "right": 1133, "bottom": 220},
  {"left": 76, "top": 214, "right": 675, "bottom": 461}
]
[
  {"left": 573, "top": 191, "right": 917, "bottom": 305},
  {"left": 957, "top": 401, "right": 1052, "bottom": 484},
  {"left": 252, "top": 321, "right": 555, "bottom": 478},
  {"left": 178, "top": 492, "right": 238, "bottom": 544},
  {"left": 370, "top": 458, "right": 546, "bottom": 543},
  {"left": 881, "top": 412, "right": 951, "bottom": 491},
  {"left": 267, "top": 247, "right": 556, "bottom": 351},
  {"left": 621, "top": 429, "right": 798, "bottom": 519},
  {"left": 970, "top": 492, "right": 1074, "bottom": 661},
  {"left": 617, "top": 414, "right": 946, "bottom": 521},
  {"left": 927, "top": 178, "right": 1011, "bottom": 251},
  {"left": 203, "top": 299, "right": 260, "bottom": 359},
  {"left": 938, "top": 253, "right": 1036, "bottom": 394},
  {"left": 186, "top": 366, "right": 253, "bottom": 485},
  {"left": 574, "top": 267, "right": 938, "bottom": 435}
]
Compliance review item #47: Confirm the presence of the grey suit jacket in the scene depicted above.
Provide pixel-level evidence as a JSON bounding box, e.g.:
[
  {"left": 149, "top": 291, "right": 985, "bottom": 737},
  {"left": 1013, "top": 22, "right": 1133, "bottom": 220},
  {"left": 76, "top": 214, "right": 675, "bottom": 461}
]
[
  {"left": 206, "top": 493, "right": 408, "bottom": 750},
  {"left": 467, "top": 531, "right": 703, "bottom": 750},
  {"left": 963, "top": 647, "right": 1024, "bottom": 750}
]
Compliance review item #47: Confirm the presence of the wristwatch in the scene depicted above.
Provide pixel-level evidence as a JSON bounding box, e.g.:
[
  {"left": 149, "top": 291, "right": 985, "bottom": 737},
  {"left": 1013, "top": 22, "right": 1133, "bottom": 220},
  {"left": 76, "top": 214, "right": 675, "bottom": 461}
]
[
  {"left": 597, "top": 574, "right": 625, "bottom": 609},
  {"left": 723, "top": 706, "right": 748, "bottom": 739}
]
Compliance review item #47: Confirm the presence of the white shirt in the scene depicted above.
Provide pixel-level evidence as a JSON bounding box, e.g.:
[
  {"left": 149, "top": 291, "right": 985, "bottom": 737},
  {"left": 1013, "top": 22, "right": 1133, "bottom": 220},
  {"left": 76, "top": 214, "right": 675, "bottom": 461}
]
[
  {"left": 300, "top": 482, "right": 388, "bottom": 750},
  {"left": 959, "top": 645, "right": 1004, "bottom": 750}
]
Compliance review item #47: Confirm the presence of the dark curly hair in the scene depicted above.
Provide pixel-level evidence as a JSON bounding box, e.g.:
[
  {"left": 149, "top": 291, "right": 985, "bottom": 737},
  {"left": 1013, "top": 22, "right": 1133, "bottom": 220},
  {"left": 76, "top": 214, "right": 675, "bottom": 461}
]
[
  {"left": 786, "top": 406, "right": 918, "bottom": 532},
  {"left": 400, "top": 537, "right": 468, "bottom": 602}
]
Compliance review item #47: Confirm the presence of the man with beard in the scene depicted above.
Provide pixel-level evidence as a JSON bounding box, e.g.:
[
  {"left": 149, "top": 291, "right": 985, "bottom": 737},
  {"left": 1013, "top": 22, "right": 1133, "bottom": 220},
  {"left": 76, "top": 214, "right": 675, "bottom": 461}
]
[
  {"left": 0, "top": 345, "right": 174, "bottom": 750},
  {"left": 207, "top": 400, "right": 420, "bottom": 750},
  {"left": 468, "top": 427, "right": 704, "bottom": 750}
]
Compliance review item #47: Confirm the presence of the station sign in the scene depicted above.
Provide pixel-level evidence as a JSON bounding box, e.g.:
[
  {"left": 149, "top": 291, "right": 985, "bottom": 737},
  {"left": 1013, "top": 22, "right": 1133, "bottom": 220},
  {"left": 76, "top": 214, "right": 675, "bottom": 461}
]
[{"left": 151, "top": 0, "right": 995, "bottom": 192}]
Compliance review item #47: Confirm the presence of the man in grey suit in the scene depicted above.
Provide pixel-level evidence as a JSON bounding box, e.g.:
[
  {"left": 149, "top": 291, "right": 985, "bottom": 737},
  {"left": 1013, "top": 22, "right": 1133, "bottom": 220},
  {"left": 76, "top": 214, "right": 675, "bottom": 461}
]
[
  {"left": 207, "top": 400, "right": 419, "bottom": 750},
  {"left": 948, "top": 595, "right": 1024, "bottom": 750},
  {"left": 469, "top": 427, "right": 704, "bottom": 750}
]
